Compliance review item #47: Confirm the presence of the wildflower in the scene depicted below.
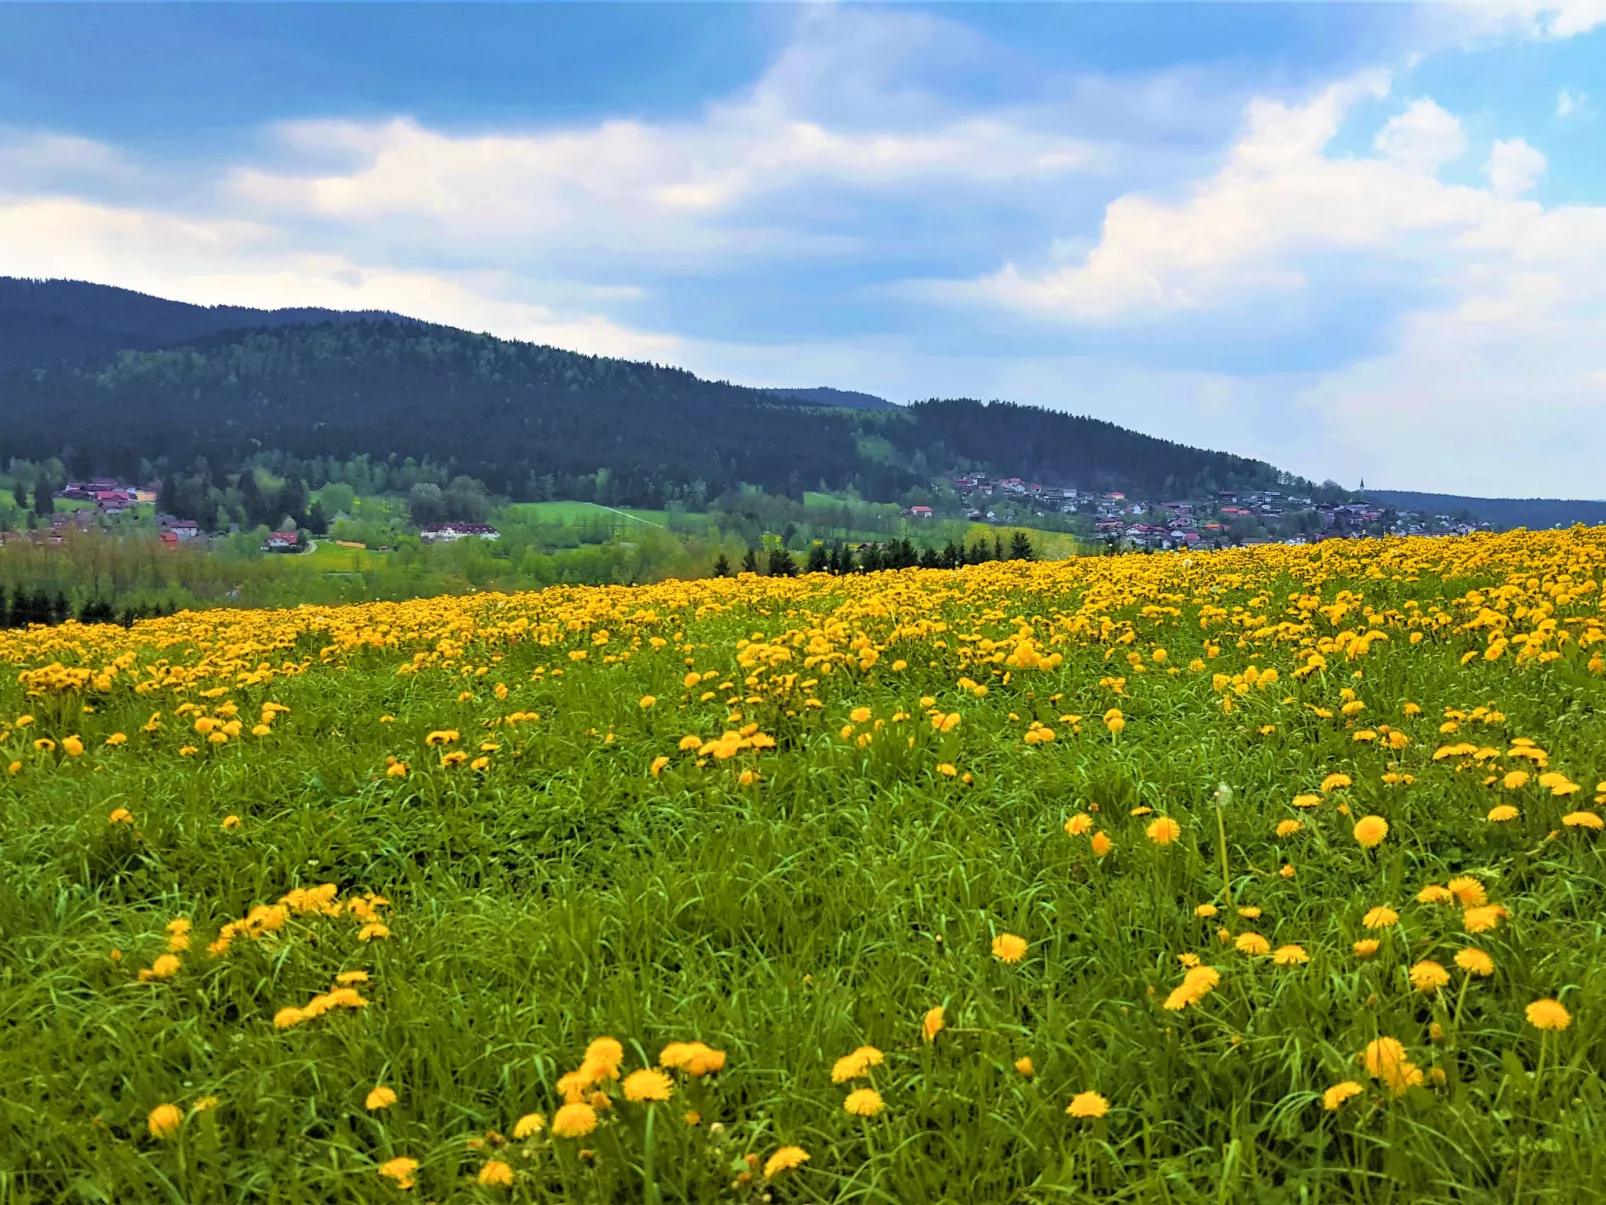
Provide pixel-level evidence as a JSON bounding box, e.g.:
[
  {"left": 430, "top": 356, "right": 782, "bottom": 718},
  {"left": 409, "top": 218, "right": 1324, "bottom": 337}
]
[
  {"left": 109, "top": 808, "right": 134, "bottom": 825},
  {"left": 146, "top": 1103, "right": 183, "bottom": 1139},
  {"left": 377, "top": 1157, "right": 419, "bottom": 1190},
  {"left": 1322, "top": 773, "right": 1352, "bottom": 793},
  {"left": 138, "top": 954, "right": 181, "bottom": 982},
  {"left": 1487, "top": 804, "right": 1520, "bottom": 822},
  {"left": 831, "top": 1046, "right": 884, "bottom": 1083},
  {"left": 1194, "top": 904, "right": 1218, "bottom": 919},
  {"left": 1563, "top": 811, "right": 1605, "bottom": 829},
  {"left": 1237, "top": 906, "right": 1261, "bottom": 920},
  {"left": 1362, "top": 907, "right": 1399, "bottom": 930},
  {"left": 1409, "top": 961, "right": 1450, "bottom": 994},
  {"left": 222, "top": 814, "right": 241, "bottom": 830},
  {"left": 1103, "top": 708, "right": 1125, "bottom": 734},
  {"left": 1014, "top": 1056, "right": 1035, "bottom": 1077},
  {"left": 1090, "top": 831, "right": 1113, "bottom": 857},
  {"left": 1235, "top": 932, "right": 1270, "bottom": 956},
  {"left": 937, "top": 763, "right": 957, "bottom": 777},
  {"left": 1323, "top": 1081, "right": 1363, "bottom": 1110},
  {"left": 424, "top": 730, "right": 459, "bottom": 746},
  {"left": 992, "top": 933, "right": 1028, "bottom": 964},
  {"left": 1273, "top": 944, "right": 1309, "bottom": 966},
  {"left": 1353, "top": 939, "right": 1380, "bottom": 957},
  {"left": 1352, "top": 815, "right": 1389, "bottom": 848},
  {"left": 1455, "top": 948, "right": 1495, "bottom": 977},
  {"left": 764, "top": 1146, "right": 810, "bottom": 1178},
  {"left": 274, "top": 1007, "right": 306, "bottom": 1030},
  {"left": 1066, "top": 1091, "right": 1109, "bottom": 1119},
  {"left": 659, "top": 1041, "right": 726, "bottom": 1076},
  {"left": 623, "top": 1069, "right": 674, "bottom": 1102},
  {"left": 366, "top": 1086, "right": 398, "bottom": 1110},
  {"left": 193, "top": 1096, "right": 219, "bottom": 1111},
  {"left": 1416, "top": 885, "right": 1454, "bottom": 905},
  {"left": 478, "top": 1160, "right": 514, "bottom": 1188},
  {"left": 1526, "top": 999, "right": 1571, "bottom": 1031},
  {"left": 650, "top": 756, "right": 670, "bottom": 777},
  {"left": 639, "top": 695, "right": 656, "bottom": 709},
  {"left": 1292, "top": 793, "right": 1322, "bottom": 809},
  {"left": 843, "top": 1088, "right": 884, "bottom": 1116},
  {"left": 358, "top": 923, "right": 391, "bottom": 941},
  {"left": 1280, "top": 864, "right": 1297, "bottom": 879},
  {"left": 1275, "top": 819, "right": 1303, "bottom": 837},
  {"left": 849, "top": 707, "right": 872, "bottom": 723},
  {"left": 1146, "top": 817, "right": 1182, "bottom": 845},
  {"left": 1462, "top": 905, "right": 1503, "bottom": 933},
  {"left": 62, "top": 735, "right": 84, "bottom": 757},
  {"left": 500, "top": 1110, "right": 543, "bottom": 1141},
  {"left": 921, "top": 1005, "right": 945, "bottom": 1043},
  {"left": 552, "top": 1103, "right": 599, "bottom": 1138}
]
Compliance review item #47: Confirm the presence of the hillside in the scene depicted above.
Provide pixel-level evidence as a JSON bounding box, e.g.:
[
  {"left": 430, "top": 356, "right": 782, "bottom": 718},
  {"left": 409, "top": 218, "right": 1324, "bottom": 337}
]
[
  {"left": 1363, "top": 490, "right": 1606, "bottom": 530},
  {"left": 761, "top": 386, "right": 898, "bottom": 411},
  {"left": 0, "top": 289, "right": 1288, "bottom": 507},
  {"left": 0, "top": 276, "right": 402, "bottom": 374}
]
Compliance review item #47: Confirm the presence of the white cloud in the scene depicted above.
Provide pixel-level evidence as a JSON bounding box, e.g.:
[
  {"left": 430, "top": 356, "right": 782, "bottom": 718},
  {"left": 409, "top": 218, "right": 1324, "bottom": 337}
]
[
  {"left": 1373, "top": 99, "right": 1468, "bottom": 171},
  {"left": 1486, "top": 137, "right": 1547, "bottom": 196},
  {"left": 912, "top": 75, "right": 1520, "bottom": 322},
  {"left": 1445, "top": 0, "right": 1606, "bottom": 41},
  {"left": 222, "top": 9, "right": 1099, "bottom": 270},
  {"left": 1556, "top": 86, "right": 1594, "bottom": 118},
  {"left": 0, "top": 193, "right": 682, "bottom": 361}
]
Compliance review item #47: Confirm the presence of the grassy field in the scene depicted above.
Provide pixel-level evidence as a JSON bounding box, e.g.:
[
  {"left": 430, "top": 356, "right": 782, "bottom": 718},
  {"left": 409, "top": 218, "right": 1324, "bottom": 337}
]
[{"left": 2, "top": 530, "right": 1605, "bottom": 1202}]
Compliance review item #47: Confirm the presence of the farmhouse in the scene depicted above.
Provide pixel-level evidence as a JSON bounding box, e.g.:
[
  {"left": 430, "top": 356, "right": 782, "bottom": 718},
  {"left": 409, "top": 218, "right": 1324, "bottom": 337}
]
[{"left": 419, "top": 522, "right": 501, "bottom": 544}]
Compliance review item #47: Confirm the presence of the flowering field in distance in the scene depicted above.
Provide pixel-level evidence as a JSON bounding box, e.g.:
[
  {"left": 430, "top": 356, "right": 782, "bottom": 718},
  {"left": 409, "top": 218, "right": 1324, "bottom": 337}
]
[{"left": 3, "top": 529, "right": 1606, "bottom": 1202}]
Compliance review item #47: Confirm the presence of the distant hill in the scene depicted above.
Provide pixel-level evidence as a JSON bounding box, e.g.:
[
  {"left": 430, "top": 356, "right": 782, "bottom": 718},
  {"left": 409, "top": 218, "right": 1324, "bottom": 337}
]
[
  {"left": 1364, "top": 490, "right": 1606, "bottom": 531},
  {"left": 0, "top": 278, "right": 1293, "bottom": 508},
  {"left": 761, "top": 386, "right": 898, "bottom": 411},
  {"left": 0, "top": 277, "right": 403, "bottom": 374}
]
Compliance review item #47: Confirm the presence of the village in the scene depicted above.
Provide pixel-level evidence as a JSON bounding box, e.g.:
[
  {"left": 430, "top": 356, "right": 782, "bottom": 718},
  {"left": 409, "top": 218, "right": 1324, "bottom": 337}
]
[
  {"left": 935, "top": 474, "right": 1491, "bottom": 550},
  {"left": 0, "top": 471, "right": 1497, "bottom": 557}
]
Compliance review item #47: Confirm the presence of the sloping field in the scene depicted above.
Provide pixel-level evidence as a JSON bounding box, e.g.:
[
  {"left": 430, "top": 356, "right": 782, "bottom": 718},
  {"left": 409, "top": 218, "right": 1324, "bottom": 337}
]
[{"left": 2, "top": 531, "right": 1605, "bottom": 1201}]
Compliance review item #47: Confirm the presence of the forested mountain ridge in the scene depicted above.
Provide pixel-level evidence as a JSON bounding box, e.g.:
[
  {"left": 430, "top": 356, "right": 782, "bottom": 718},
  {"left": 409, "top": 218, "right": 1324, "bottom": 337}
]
[
  {"left": 0, "top": 282, "right": 1292, "bottom": 507},
  {"left": 0, "top": 276, "right": 402, "bottom": 374}
]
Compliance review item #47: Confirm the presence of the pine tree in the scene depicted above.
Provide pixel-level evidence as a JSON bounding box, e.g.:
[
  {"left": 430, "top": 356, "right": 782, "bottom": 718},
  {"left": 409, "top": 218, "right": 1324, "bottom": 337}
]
[
  {"left": 12, "top": 482, "right": 26, "bottom": 509},
  {"left": 239, "top": 470, "right": 267, "bottom": 527},
  {"left": 158, "top": 475, "right": 178, "bottom": 516},
  {"left": 306, "top": 500, "right": 328, "bottom": 536},
  {"left": 33, "top": 481, "right": 52, "bottom": 516},
  {"left": 1009, "top": 531, "right": 1036, "bottom": 561},
  {"left": 767, "top": 547, "right": 796, "bottom": 577},
  {"left": 712, "top": 553, "right": 732, "bottom": 577},
  {"left": 805, "top": 543, "right": 829, "bottom": 574},
  {"left": 740, "top": 548, "right": 759, "bottom": 574}
]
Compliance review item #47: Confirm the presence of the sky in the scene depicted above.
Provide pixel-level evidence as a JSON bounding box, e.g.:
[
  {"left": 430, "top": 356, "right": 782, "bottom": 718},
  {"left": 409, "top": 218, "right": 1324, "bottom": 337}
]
[{"left": 1, "top": 3, "right": 1603, "bottom": 497}]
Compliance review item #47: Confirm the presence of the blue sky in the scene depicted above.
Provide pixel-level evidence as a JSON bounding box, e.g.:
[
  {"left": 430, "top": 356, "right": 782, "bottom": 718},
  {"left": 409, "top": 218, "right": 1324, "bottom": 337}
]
[{"left": 1, "top": 3, "right": 1603, "bottom": 496}]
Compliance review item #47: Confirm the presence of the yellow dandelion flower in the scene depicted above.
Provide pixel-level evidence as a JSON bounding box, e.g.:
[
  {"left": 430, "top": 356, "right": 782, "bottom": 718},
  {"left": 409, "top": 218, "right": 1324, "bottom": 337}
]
[
  {"left": 1526, "top": 998, "right": 1571, "bottom": 1031},
  {"left": 366, "top": 1086, "right": 398, "bottom": 1111},
  {"left": 551, "top": 1103, "right": 598, "bottom": 1138},
  {"left": 843, "top": 1088, "right": 884, "bottom": 1116},
  {"left": 1455, "top": 948, "right": 1494, "bottom": 977},
  {"left": 1352, "top": 815, "right": 1389, "bottom": 848},
  {"left": 992, "top": 933, "right": 1028, "bottom": 964},
  {"left": 764, "top": 1146, "right": 810, "bottom": 1179},
  {"left": 1066, "top": 1091, "right": 1109, "bottom": 1119},
  {"left": 1323, "top": 1081, "right": 1363, "bottom": 1111},
  {"left": 623, "top": 1069, "right": 674, "bottom": 1103},
  {"left": 1362, "top": 906, "right": 1399, "bottom": 930},
  {"left": 147, "top": 1103, "right": 183, "bottom": 1139}
]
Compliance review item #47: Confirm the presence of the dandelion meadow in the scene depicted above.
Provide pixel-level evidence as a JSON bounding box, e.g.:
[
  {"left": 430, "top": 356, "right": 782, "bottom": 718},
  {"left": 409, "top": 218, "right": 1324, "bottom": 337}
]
[{"left": 4, "top": 529, "right": 1606, "bottom": 1201}]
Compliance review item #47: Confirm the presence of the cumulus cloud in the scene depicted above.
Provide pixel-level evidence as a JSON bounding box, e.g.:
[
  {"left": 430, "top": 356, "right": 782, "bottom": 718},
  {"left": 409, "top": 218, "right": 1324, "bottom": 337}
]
[
  {"left": 1373, "top": 99, "right": 1468, "bottom": 171},
  {"left": 1486, "top": 138, "right": 1547, "bottom": 196}
]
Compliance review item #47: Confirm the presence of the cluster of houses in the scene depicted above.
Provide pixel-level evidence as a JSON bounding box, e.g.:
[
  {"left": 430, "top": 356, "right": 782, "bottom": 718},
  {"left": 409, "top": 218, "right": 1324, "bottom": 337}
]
[
  {"left": 419, "top": 522, "right": 501, "bottom": 543},
  {"left": 940, "top": 478, "right": 1492, "bottom": 550},
  {"left": 54, "top": 479, "right": 158, "bottom": 515}
]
